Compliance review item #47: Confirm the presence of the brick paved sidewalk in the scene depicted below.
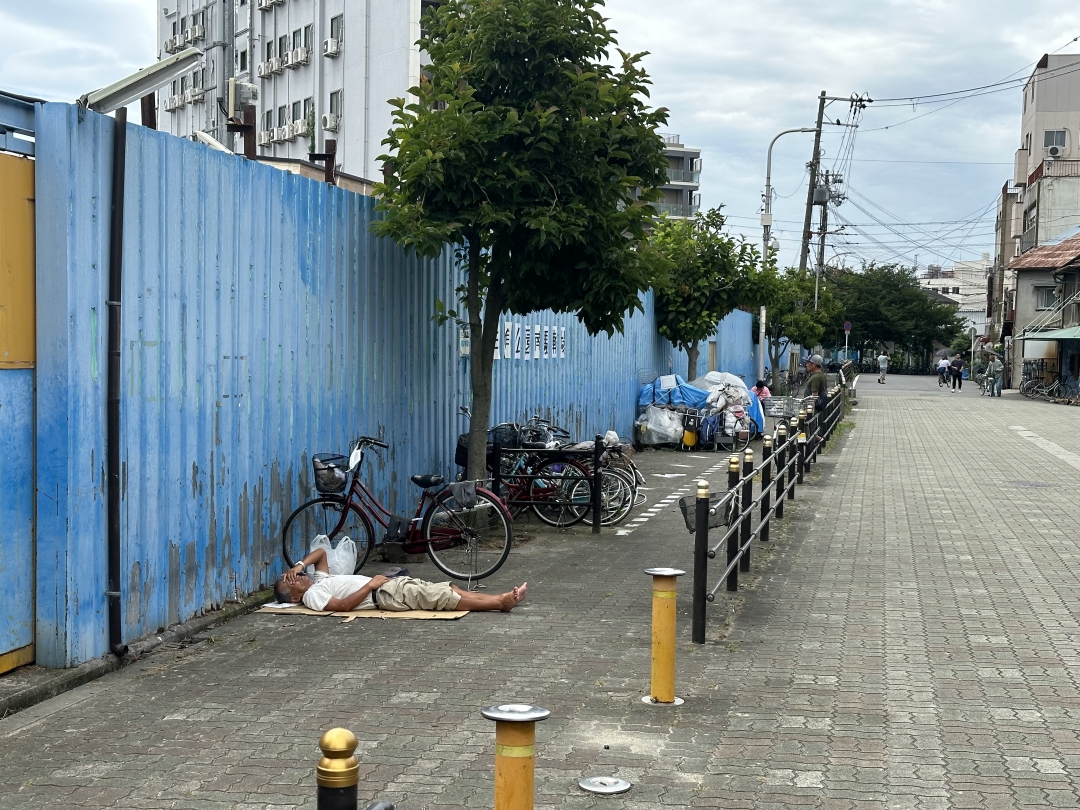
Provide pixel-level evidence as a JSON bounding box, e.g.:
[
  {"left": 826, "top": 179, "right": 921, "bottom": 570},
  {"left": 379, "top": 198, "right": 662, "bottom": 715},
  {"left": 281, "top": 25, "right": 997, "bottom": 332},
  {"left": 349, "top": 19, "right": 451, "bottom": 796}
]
[{"left": 2, "top": 375, "right": 1080, "bottom": 809}]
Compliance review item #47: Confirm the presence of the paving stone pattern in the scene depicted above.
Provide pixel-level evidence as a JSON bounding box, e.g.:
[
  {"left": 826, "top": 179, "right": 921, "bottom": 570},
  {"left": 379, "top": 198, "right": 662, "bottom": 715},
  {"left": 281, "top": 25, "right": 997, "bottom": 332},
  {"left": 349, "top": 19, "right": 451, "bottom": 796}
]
[{"left": 2, "top": 375, "right": 1079, "bottom": 808}]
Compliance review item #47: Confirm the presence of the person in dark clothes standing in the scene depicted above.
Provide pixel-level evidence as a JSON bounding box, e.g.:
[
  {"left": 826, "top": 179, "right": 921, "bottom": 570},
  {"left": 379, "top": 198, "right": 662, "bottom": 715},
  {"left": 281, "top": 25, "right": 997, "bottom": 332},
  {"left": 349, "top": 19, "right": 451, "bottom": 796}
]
[{"left": 949, "top": 353, "right": 965, "bottom": 392}]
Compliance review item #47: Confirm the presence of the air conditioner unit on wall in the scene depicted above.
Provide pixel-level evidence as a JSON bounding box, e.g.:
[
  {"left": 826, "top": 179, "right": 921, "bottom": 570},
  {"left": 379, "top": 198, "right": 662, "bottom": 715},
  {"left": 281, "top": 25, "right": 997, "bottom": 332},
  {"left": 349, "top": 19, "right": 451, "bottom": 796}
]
[
  {"left": 271, "top": 57, "right": 285, "bottom": 74},
  {"left": 164, "top": 38, "right": 176, "bottom": 54},
  {"left": 173, "top": 34, "right": 186, "bottom": 50},
  {"left": 192, "top": 24, "right": 205, "bottom": 42},
  {"left": 189, "top": 89, "right": 205, "bottom": 104},
  {"left": 291, "top": 118, "right": 309, "bottom": 138},
  {"left": 323, "top": 38, "right": 340, "bottom": 58},
  {"left": 1048, "top": 144, "right": 1065, "bottom": 158},
  {"left": 184, "top": 28, "right": 194, "bottom": 44},
  {"left": 322, "top": 113, "right": 339, "bottom": 132},
  {"left": 291, "top": 47, "right": 310, "bottom": 66},
  {"left": 163, "top": 95, "right": 178, "bottom": 112},
  {"left": 257, "top": 61, "right": 271, "bottom": 79},
  {"left": 257, "top": 0, "right": 273, "bottom": 9},
  {"left": 258, "top": 130, "right": 272, "bottom": 147}
]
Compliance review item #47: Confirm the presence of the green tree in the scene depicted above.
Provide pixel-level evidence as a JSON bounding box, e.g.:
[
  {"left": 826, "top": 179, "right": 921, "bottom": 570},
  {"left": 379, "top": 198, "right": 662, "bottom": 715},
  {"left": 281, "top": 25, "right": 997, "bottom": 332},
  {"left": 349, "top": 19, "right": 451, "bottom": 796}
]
[
  {"left": 760, "top": 267, "right": 836, "bottom": 388},
  {"left": 372, "top": 0, "right": 669, "bottom": 479},
  {"left": 826, "top": 264, "right": 963, "bottom": 361},
  {"left": 651, "top": 208, "right": 765, "bottom": 379}
]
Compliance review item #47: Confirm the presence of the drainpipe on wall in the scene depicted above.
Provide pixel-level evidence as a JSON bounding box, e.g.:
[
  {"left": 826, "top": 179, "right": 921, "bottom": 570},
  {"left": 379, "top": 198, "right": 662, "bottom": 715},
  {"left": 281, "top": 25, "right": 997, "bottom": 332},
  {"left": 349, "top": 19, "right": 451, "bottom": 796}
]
[{"left": 106, "top": 107, "right": 128, "bottom": 657}]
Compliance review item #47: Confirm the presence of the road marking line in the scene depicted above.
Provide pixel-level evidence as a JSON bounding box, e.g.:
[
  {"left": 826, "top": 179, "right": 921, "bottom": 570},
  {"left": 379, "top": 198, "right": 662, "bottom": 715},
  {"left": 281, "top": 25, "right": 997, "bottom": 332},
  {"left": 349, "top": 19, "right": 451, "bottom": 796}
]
[
  {"left": 670, "top": 464, "right": 693, "bottom": 468},
  {"left": 616, "top": 530, "right": 633, "bottom": 536},
  {"left": 1009, "top": 425, "right": 1080, "bottom": 471}
]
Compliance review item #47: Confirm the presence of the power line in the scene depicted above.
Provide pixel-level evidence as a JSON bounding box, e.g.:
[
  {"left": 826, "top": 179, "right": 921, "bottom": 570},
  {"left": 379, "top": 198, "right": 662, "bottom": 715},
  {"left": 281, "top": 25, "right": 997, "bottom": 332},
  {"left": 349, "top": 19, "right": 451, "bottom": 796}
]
[{"left": 848, "top": 158, "right": 1012, "bottom": 165}]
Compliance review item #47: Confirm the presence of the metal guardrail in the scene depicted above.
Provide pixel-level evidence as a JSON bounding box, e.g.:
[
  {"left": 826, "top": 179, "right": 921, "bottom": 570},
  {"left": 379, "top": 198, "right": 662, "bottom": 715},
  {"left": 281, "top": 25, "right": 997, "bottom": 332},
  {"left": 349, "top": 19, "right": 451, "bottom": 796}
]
[{"left": 679, "top": 386, "right": 847, "bottom": 643}]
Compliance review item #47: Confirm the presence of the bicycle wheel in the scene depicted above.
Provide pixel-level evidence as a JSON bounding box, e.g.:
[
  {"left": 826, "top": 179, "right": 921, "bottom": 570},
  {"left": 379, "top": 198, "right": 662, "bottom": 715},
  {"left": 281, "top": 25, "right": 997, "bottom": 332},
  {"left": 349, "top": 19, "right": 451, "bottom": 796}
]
[
  {"left": 530, "top": 459, "right": 591, "bottom": 527},
  {"left": 1019, "top": 379, "right": 1038, "bottom": 397},
  {"left": 423, "top": 489, "right": 513, "bottom": 580},
  {"left": 282, "top": 497, "right": 374, "bottom": 573}
]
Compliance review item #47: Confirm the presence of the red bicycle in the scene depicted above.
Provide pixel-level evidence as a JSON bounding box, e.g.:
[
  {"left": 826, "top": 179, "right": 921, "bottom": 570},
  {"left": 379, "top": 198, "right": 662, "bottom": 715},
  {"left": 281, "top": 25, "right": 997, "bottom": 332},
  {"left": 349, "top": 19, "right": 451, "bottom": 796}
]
[{"left": 281, "top": 437, "right": 513, "bottom": 580}]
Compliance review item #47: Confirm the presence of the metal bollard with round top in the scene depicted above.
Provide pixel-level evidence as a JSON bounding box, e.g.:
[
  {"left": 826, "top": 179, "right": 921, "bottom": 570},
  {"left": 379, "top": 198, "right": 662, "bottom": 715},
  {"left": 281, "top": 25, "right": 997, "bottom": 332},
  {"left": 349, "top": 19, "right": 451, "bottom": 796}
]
[
  {"left": 482, "top": 702, "right": 550, "bottom": 810},
  {"left": 642, "top": 567, "right": 685, "bottom": 705}
]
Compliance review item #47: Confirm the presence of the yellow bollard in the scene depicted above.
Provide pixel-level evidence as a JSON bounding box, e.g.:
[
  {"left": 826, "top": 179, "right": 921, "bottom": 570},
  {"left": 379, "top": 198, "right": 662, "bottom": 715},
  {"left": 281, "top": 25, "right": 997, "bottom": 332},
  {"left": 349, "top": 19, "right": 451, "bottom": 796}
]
[
  {"left": 642, "top": 567, "right": 686, "bottom": 705},
  {"left": 482, "top": 703, "right": 550, "bottom": 810},
  {"left": 316, "top": 728, "right": 359, "bottom": 810}
]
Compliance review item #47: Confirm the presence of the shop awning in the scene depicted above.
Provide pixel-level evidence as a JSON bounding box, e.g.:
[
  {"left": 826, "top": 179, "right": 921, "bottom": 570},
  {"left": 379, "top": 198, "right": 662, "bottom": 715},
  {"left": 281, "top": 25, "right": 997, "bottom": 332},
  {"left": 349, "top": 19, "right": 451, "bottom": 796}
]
[{"left": 1020, "top": 326, "right": 1080, "bottom": 340}]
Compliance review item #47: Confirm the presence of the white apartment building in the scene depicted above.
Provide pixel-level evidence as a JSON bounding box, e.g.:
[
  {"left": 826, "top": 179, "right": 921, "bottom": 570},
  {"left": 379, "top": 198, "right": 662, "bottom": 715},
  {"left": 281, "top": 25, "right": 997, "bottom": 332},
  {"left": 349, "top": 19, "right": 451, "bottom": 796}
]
[
  {"left": 919, "top": 256, "right": 991, "bottom": 337},
  {"left": 158, "top": 0, "right": 438, "bottom": 181},
  {"left": 657, "top": 134, "right": 701, "bottom": 218}
]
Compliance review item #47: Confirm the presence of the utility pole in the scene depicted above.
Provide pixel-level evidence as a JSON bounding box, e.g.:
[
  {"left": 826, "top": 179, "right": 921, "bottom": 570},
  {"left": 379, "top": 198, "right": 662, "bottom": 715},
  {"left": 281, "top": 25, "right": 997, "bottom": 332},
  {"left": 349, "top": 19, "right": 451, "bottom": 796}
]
[
  {"left": 798, "top": 91, "right": 827, "bottom": 274},
  {"left": 814, "top": 170, "right": 830, "bottom": 309}
]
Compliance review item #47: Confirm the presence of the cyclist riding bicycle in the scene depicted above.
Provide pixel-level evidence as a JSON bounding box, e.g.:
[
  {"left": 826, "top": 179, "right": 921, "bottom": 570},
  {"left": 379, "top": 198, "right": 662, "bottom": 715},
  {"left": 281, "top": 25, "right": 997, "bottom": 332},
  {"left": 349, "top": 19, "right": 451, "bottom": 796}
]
[{"left": 936, "top": 356, "right": 949, "bottom": 386}]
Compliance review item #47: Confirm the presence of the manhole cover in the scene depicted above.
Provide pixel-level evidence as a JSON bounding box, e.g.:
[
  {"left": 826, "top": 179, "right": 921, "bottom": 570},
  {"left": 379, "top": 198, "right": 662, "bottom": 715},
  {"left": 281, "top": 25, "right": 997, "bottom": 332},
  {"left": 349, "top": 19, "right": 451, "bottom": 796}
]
[
  {"left": 1005, "top": 481, "right": 1056, "bottom": 489},
  {"left": 579, "top": 776, "right": 632, "bottom": 795}
]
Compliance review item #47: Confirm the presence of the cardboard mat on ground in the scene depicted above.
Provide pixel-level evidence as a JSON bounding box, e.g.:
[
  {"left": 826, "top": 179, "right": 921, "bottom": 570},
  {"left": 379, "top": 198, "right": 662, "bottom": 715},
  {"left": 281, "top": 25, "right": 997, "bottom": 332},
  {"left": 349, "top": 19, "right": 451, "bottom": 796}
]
[{"left": 258, "top": 604, "right": 468, "bottom": 622}]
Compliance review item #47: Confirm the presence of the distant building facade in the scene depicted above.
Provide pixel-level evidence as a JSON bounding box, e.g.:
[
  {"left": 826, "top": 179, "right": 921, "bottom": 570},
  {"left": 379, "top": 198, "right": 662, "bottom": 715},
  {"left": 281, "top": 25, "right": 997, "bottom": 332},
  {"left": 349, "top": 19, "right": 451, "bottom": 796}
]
[
  {"left": 919, "top": 255, "right": 991, "bottom": 337},
  {"left": 157, "top": 0, "right": 438, "bottom": 181},
  {"left": 656, "top": 134, "right": 701, "bottom": 218}
]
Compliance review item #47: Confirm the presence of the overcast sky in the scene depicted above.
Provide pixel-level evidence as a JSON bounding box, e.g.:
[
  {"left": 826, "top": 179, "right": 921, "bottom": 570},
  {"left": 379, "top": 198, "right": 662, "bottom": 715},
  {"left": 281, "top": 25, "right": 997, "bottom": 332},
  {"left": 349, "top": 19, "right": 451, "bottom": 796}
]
[{"left": 2, "top": 0, "right": 1078, "bottom": 270}]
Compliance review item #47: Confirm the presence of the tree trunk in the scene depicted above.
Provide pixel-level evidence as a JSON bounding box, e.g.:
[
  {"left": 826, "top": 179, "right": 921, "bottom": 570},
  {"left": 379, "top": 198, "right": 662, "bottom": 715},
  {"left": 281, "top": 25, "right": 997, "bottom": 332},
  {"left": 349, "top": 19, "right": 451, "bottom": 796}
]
[
  {"left": 767, "top": 329, "right": 783, "bottom": 389},
  {"left": 464, "top": 237, "right": 506, "bottom": 483},
  {"left": 685, "top": 341, "right": 699, "bottom": 381}
]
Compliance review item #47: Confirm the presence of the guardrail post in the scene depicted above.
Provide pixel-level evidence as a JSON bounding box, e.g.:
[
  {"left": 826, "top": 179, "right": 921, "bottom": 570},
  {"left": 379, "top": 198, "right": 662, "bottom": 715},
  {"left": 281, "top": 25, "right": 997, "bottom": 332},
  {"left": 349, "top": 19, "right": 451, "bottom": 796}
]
[
  {"left": 775, "top": 425, "right": 787, "bottom": 518},
  {"left": 760, "top": 438, "right": 772, "bottom": 542},
  {"left": 643, "top": 568, "right": 686, "bottom": 704},
  {"left": 592, "top": 435, "right": 603, "bottom": 534},
  {"left": 317, "top": 728, "right": 359, "bottom": 810},
  {"left": 692, "top": 479, "right": 709, "bottom": 645},
  {"left": 726, "top": 455, "right": 740, "bottom": 592},
  {"left": 481, "top": 703, "right": 550, "bottom": 810},
  {"left": 796, "top": 412, "right": 806, "bottom": 485},
  {"left": 739, "top": 449, "right": 754, "bottom": 572}
]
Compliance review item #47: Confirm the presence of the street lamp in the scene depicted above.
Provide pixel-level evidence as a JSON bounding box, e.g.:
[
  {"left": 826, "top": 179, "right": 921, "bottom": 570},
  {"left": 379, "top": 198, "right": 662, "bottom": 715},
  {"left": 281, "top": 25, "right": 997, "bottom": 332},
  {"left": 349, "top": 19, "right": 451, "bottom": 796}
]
[
  {"left": 759, "top": 128, "right": 816, "bottom": 384},
  {"left": 77, "top": 47, "right": 205, "bottom": 114}
]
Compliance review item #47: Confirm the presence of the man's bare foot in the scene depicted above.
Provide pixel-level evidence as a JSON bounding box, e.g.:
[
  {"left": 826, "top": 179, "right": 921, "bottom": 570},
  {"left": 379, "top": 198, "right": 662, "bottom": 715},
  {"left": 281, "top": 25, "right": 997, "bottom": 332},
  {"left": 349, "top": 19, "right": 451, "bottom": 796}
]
[{"left": 500, "top": 582, "right": 528, "bottom": 612}]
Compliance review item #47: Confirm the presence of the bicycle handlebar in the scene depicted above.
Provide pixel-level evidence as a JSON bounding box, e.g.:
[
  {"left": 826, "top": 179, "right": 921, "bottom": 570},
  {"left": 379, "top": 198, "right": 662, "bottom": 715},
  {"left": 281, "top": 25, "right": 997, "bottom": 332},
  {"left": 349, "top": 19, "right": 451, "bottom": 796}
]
[{"left": 356, "top": 435, "right": 389, "bottom": 450}]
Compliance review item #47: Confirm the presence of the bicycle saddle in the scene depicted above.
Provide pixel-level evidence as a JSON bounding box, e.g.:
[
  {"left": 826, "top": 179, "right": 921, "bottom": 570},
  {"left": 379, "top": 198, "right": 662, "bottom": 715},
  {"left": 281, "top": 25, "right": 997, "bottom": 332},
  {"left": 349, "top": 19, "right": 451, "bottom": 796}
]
[{"left": 411, "top": 473, "right": 445, "bottom": 488}]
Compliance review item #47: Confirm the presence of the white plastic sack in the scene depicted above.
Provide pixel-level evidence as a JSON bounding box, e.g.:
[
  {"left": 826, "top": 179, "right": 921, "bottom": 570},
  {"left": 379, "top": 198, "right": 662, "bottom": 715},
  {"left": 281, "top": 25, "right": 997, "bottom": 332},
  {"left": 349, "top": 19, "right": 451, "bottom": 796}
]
[
  {"left": 604, "top": 430, "right": 621, "bottom": 447},
  {"left": 689, "top": 372, "right": 750, "bottom": 394},
  {"left": 309, "top": 534, "right": 357, "bottom": 575},
  {"left": 636, "top": 405, "right": 684, "bottom": 445}
]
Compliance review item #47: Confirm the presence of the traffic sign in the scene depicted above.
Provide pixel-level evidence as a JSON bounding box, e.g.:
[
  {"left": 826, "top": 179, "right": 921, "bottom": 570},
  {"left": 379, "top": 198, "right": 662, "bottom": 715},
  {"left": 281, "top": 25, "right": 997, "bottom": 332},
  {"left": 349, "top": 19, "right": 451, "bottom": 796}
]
[{"left": 844, "top": 321, "right": 852, "bottom": 333}]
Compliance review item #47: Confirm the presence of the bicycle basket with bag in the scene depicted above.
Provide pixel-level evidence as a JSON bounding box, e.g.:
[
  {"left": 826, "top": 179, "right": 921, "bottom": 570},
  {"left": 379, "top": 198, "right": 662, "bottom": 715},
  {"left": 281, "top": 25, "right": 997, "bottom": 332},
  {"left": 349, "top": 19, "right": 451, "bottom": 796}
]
[{"left": 312, "top": 454, "right": 350, "bottom": 494}]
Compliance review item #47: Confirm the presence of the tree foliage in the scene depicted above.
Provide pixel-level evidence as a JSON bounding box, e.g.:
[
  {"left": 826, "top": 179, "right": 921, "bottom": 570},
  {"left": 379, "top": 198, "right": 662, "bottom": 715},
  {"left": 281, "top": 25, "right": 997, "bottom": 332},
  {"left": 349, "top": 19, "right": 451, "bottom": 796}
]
[
  {"left": 371, "top": 0, "right": 669, "bottom": 477},
  {"left": 759, "top": 267, "right": 837, "bottom": 387},
  {"left": 651, "top": 208, "right": 765, "bottom": 378},
  {"left": 824, "top": 264, "right": 964, "bottom": 358}
]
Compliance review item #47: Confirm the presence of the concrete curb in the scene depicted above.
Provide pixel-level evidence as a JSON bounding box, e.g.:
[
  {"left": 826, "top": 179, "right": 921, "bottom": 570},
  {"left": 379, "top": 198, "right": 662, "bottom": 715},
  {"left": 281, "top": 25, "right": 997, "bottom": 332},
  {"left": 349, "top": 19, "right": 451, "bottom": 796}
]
[{"left": 0, "top": 589, "right": 272, "bottom": 719}]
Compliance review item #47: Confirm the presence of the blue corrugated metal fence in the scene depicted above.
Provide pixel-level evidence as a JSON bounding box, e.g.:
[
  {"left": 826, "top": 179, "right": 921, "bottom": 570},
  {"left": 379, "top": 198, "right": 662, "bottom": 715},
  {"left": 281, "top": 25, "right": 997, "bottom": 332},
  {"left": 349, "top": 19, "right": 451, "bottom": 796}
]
[{"left": 32, "top": 102, "right": 754, "bottom": 666}]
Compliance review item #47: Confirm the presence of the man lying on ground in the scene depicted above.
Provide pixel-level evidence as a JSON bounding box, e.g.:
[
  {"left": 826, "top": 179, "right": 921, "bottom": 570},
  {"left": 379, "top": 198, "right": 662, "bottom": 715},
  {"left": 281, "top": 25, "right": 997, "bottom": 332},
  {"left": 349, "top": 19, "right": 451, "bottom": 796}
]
[{"left": 273, "top": 547, "right": 527, "bottom": 613}]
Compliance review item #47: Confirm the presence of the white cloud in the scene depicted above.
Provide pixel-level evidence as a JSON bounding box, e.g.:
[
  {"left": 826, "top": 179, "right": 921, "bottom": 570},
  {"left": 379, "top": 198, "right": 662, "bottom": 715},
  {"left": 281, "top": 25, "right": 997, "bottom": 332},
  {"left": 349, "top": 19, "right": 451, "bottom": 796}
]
[{"left": 3, "top": 0, "right": 1076, "bottom": 269}]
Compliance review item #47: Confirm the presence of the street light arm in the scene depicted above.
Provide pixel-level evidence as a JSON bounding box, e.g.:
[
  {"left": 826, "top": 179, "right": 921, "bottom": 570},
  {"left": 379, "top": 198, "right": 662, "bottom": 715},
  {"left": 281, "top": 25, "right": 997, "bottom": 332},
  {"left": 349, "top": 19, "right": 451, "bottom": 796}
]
[{"left": 764, "top": 128, "right": 817, "bottom": 214}]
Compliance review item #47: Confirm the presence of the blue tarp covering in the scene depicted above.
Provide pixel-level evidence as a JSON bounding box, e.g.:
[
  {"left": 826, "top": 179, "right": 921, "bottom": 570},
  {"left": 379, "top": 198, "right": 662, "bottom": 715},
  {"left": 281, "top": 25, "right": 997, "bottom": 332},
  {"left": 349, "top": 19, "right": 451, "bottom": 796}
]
[
  {"left": 638, "top": 376, "right": 765, "bottom": 433},
  {"left": 638, "top": 376, "right": 711, "bottom": 409}
]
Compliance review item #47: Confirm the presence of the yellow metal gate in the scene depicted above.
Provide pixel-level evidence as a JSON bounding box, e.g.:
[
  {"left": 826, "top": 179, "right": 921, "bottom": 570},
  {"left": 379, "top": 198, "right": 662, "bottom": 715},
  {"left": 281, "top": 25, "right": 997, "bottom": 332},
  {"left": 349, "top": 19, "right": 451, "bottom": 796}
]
[{"left": 0, "top": 150, "right": 36, "bottom": 674}]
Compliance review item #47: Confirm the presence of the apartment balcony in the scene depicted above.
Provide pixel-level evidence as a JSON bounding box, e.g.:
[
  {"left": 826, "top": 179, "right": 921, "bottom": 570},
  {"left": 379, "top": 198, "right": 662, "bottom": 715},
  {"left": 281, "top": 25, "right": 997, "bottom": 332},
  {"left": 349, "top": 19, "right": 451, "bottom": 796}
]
[
  {"left": 1020, "top": 224, "right": 1037, "bottom": 254},
  {"left": 1041, "top": 158, "right": 1080, "bottom": 178},
  {"left": 660, "top": 133, "right": 682, "bottom": 146},
  {"left": 665, "top": 168, "right": 700, "bottom": 184},
  {"left": 654, "top": 202, "right": 699, "bottom": 218}
]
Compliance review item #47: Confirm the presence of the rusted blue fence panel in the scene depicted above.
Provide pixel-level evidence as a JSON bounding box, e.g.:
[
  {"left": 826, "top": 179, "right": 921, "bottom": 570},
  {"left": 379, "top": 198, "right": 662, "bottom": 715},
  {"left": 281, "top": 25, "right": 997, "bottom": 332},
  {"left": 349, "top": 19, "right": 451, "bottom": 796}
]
[{"left": 34, "top": 102, "right": 753, "bottom": 665}]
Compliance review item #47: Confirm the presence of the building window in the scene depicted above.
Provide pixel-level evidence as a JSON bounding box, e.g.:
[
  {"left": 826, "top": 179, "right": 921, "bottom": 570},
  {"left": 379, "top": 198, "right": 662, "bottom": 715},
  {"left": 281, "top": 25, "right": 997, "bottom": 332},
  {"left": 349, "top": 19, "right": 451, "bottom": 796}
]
[
  {"left": 191, "top": 70, "right": 199, "bottom": 90},
  {"left": 239, "top": 49, "right": 248, "bottom": 72},
  {"left": 278, "top": 105, "right": 288, "bottom": 127},
  {"left": 193, "top": 10, "right": 204, "bottom": 27},
  {"left": 329, "top": 90, "right": 343, "bottom": 116},
  {"left": 266, "top": 41, "right": 274, "bottom": 60},
  {"left": 1035, "top": 286, "right": 1058, "bottom": 310},
  {"left": 293, "top": 28, "right": 302, "bottom": 49},
  {"left": 330, "top": 15, "right": 344, "bottom": 42},
  {"left": 304, "top": 24, "right": 314, "bottom": 50},
  {"left": 263, "top": 110, "right": 273, "bottom": 131},
  {"left": 952, "top": 287, "right": 960, "bottom": 295},
  {"left": 303, "top": 96, "right": 314, "bottom": 119},
  {"left": 180, "top": 75, "right": 188, "bottom": 92},
  {"left": 1044, "top": 130, "right": 1066, "bottom": 149},
  {"left": 278, "top": 35, "right": 289, "bottom": 59},
  {"left": 172, "top": 20, "right": 178, "bottom": 36},
  {"left": 292, "top": 101, "right": 301, "bottom": 122}
]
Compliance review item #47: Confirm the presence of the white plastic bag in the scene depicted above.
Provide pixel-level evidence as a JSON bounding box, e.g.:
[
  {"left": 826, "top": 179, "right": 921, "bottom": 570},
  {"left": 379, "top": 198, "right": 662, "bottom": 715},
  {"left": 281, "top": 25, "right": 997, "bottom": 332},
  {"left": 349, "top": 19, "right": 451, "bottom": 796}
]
[
  {"left": 636, "top": 405, "right": 684, "bottom": 445},
  {"left": 309, "top": 534, "right": 357, "bottom": 575}
]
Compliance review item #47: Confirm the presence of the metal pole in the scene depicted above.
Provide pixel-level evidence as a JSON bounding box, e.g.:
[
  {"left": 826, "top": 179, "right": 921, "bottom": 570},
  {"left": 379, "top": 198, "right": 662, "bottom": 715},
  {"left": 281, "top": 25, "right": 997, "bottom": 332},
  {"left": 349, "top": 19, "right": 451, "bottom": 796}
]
[
  {"left": 643, "top": 568, "right": 685, "bottom": 704},
  {"left": 775, "top": 425, "right": 787, "bottom": 518},
  {"left": 726, "top": 455, "right": 740, "bottom": 592},
  {"left": 739, "top": 449, "right": 754, "bottom": 573},
  {"left": 492, "top": 441, "right": 502, "bottom": 504},
  {"left": 482, "top": 704, "right": 550, "bottom": 810},
  {"left": 692, "top": 480, "right": 709, "bottom": 645},
  {"left": 317, "top": 728, "right": 359, "bottom": 810},
  {"left": 814, "top": 170, "right": 829, "bottom": 310},
  {"left": 798, "top": 91, "right": 827, "bottom": 274},
  {"left": 760, "top": 438, "right": 773, "bottom": 543},
  {"left": 761, "top": 127, "right": 814, "bottom": 384},
  {"left": 592, "top": 435, "right": 603, "bottom": 534}
]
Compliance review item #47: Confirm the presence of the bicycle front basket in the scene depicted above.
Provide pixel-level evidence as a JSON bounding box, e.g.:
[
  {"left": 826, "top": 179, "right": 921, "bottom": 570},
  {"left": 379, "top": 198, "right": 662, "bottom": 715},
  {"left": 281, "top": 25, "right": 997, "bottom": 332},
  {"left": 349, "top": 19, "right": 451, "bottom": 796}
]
[{"left": 312, "top": 454, "right": 350, "bottom": 494}]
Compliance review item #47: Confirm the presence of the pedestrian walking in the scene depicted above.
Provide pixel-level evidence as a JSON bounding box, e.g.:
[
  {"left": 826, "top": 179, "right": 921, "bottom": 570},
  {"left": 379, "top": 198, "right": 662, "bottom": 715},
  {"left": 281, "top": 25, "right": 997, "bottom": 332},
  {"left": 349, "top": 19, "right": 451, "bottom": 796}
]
[
  {"left": 877, "top": 351, "right": 889, "bottom": 384},
  {"left": 987, "top": 354, "right": 1004, "bottom": 397},
  {"left": 949, "top": 353, "right": 965, "bottom": 392}
]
